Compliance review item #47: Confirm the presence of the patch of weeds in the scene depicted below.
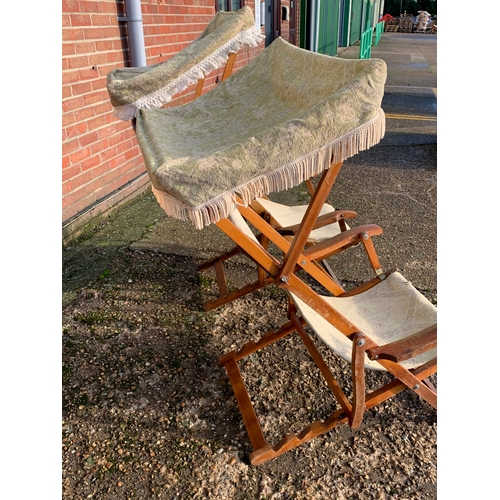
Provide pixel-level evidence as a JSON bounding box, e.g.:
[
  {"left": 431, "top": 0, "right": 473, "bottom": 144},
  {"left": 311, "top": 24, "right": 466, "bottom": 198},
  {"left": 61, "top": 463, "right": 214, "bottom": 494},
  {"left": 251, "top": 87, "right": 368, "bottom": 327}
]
[
  {"left": 99, "top": 268, "right": 111, "bottom": 280},
  {"left": 72, "top": 309, "right": 135, "bottom": 330},
  {"left": 73, "top": 311, "right": 108, "bottom": 326}
]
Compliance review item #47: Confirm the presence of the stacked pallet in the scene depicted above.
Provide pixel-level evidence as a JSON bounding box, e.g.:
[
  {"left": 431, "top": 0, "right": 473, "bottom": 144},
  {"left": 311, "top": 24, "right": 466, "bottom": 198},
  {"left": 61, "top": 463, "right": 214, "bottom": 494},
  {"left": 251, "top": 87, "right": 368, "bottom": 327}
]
[
  {"left": 399, "top": 14, "right": 413, "bottom": 33},
  {"left": 415, "top": 10, "right": 431, "bottom": 32},
  {"left": 384, "top": 19, "right": 399, "bottom": 32}
]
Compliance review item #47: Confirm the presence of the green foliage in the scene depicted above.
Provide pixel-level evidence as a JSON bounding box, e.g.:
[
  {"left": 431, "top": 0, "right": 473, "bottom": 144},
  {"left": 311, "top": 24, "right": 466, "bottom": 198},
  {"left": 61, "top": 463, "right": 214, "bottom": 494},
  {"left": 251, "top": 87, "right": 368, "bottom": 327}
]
[{"left": 98, "top": 268, "right": 111, "bottom": 280}]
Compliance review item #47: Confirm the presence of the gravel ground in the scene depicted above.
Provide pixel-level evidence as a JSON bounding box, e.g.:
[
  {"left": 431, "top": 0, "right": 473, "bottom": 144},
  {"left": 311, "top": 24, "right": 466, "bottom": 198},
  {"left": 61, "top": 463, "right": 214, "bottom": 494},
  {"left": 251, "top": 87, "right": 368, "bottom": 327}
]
[{"left": 62, "top": 145, "right": 437, "bottom": 499}]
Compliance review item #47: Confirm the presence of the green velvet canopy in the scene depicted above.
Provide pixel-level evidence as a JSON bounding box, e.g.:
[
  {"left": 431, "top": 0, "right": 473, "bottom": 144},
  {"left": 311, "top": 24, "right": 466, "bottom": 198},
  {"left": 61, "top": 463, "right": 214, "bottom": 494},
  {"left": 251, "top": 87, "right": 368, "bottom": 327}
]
[
  {"left": 107, "top": 7, "right": 263, "bottom": 120},
  {"left": 133, "top": 38, "right": 387, "bottom": 229}
]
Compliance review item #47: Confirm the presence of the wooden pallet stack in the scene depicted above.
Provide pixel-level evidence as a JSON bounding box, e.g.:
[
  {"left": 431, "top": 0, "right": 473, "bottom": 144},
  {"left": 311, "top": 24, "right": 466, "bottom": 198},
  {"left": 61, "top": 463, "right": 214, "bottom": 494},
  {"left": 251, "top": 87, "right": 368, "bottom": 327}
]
[
  {"left": 384, "top": 19, "right": 399, "bottom": 32},
  {"left": 415, "top": 10, "right": 431, "bottom": 33},
  {"left": 399, "top": 14, "right": 414, "bottom": 33}
]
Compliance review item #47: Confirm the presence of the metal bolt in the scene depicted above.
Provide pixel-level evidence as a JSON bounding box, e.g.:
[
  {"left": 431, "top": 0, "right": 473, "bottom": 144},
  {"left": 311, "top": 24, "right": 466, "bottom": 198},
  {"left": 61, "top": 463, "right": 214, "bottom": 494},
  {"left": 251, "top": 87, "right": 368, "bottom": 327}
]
[
  {"left": 280, "top": 276, "right": 288, "bottom": 284},
  {"left": 357, "top": 339, "right": 365, "bottom": 346},
  {"left": 362, "top": 233, "right": 368, "bottom": 240},
  {"left": 413, "top": 384, "right": 420, "bottom": 390},
  {"left": 301, "top": 260, "right": 306, "bottom": 265}
]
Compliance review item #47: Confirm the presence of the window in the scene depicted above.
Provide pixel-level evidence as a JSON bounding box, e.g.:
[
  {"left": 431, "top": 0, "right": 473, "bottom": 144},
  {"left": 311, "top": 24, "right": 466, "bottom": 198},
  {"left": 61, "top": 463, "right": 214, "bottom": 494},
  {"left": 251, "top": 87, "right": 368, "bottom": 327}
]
[{"left": 216, "top": 0, "right": 243, "bottom": 11}]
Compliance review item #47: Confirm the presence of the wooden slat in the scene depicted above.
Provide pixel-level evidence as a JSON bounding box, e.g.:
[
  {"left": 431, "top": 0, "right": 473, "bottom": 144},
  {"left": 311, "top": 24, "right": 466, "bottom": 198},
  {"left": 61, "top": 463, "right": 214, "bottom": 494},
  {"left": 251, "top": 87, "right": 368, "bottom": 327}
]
[
  {"left": 236, "top": 201, "right": 345, "bottom": 296},
  {"left": 218, "top": 319, "right": 299, "bottom": 365},
  {"left": 374, "top": 358, "right": 437, "bottom": 409},
  {"left": 215, "top": 218, "right": 281, "bottom": 276},
  {"left": 350, "top": 332, "right": 366, "bottom": 429},
  {"left": 193, "top": 78, "right": 205, "bottom": 99},
  {"left": 221, "top": 52, "right": 237, "bottom": 81},
  {"left": 250, "top": 410, "right": 348, "bottom": 465},
  {"left": 303, "top": 225, "right": 383, "bottom": 262},
  {"left": 367, "top": 325, "right": 437, "bottom": 363},
  {"left": 202, "top": 276, "right": 274, "bottom": 311},
  {"left": 223, "top": 357, "right": 268, "bottom": 451},
  {"left": 365, "top": 358, "right": 437, "bottom": 408},
  {"left": 360, "top": 232, "right": 383, "bottom": 274},
  {"left": 279, "top": 161, "right": 344, "bottom": 281}
]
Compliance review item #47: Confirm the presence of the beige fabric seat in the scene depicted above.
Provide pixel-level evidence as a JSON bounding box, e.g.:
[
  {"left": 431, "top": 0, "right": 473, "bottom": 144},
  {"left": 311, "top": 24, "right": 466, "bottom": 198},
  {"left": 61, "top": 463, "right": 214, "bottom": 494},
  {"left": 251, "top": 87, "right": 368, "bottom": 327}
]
[
  {"left": 289, "top": 271, "right": 437, "bottom": 370},
  {"left": 252, "top": 197, "right": 350, "bottom": 243}
]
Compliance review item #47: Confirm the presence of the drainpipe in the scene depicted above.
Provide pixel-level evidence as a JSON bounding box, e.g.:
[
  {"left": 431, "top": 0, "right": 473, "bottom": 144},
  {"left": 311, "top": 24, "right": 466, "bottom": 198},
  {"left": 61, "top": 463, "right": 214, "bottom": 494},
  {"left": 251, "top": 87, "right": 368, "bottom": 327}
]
[{"left": 117, "top": 0, "right": 147, "bottom": 67}]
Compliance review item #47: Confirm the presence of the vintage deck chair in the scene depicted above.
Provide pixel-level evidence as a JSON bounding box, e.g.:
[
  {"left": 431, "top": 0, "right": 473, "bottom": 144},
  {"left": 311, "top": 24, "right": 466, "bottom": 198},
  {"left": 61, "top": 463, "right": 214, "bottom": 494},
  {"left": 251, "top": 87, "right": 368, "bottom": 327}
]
[
  {"left": 107, "top": 6, "right": 263, "bottom": 120},
  {"left": 109, "top": 37, "right": 437, "bottom": 465},
  {"left": 199, "top": 176, "right": 374, "bottom": 310}
]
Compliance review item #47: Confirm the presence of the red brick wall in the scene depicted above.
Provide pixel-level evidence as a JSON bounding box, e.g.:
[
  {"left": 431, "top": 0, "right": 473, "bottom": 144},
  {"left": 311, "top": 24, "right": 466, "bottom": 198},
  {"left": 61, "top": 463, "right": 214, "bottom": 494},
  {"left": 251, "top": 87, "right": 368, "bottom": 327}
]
[{"left": 62, "top": 0, "right": 264, "bottom": 240}]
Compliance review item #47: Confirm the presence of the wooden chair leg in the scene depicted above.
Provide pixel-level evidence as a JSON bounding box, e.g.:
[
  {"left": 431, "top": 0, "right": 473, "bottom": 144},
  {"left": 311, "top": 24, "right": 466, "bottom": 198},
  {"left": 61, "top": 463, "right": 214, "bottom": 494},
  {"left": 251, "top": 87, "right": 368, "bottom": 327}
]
[
  {"left": 221, "top": 52, "right": 237, "bottom": 81},
  {"left": 219, "top": 317, "right": 352, "bottom": 466},
  {"left": 223, "top": 357, "right": 267, "bottom": 451},
  {"left": 360, "top": 232, "right": 384, "bottom": 276},
  {"left": 220, "top": 307, "right": 436, "bottom": 465},
  {"left": 350, "top": 332, "right": 366, "bottom": 429},
  {"left": 198, "top": 231, "right": 274, "bottom": 311},
  {"left": 193, "top": 77, "right": 205, "bottom": 99}
]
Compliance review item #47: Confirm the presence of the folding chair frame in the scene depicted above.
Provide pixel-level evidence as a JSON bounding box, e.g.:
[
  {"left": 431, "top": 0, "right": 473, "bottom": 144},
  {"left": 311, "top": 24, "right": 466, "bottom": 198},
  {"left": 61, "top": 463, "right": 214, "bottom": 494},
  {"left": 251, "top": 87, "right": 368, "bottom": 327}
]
[
  {"left": 194, "top": 52, "right": 237, "bottom": 99},
  {"left": 212, "top": 159, "right": 437, "bottom": 465},
  {"left": 162, "top": 52, "right": 238, "bottom": 108},
  {"left": 200, "top": 163, "right": 385, "bottom": 311}
]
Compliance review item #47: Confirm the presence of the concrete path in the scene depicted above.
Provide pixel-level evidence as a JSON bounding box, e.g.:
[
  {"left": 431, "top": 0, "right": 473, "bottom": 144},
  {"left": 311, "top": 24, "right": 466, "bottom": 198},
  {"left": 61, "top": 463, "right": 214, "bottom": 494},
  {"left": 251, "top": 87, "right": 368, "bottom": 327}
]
[{"left": 339, "top": 32, "right": 437, "bottom": 146}]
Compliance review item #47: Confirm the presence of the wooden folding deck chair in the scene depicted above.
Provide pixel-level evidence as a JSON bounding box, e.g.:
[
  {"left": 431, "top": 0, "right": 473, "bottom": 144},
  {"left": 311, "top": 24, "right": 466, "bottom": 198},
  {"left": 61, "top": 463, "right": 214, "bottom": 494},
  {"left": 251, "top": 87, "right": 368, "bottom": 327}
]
[
  {"left": 214, "top": 161, "right": 437, "bottom": 465},
  {"left": 107, "top": 6, "right": 263, "bottom": 120},
  {"left": 199, "top": 176, "right": 383, "bottom": 310},
  {"left": 107, "top": 37, "right": 436, "bottom": 466}
]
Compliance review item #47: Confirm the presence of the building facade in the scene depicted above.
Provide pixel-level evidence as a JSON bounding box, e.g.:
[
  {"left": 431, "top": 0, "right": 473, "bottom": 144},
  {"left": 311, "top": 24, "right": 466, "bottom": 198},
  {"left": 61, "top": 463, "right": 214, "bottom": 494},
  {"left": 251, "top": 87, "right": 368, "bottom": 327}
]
[{"left": 62, "top": 0, "right": 381, "bottom": 242}]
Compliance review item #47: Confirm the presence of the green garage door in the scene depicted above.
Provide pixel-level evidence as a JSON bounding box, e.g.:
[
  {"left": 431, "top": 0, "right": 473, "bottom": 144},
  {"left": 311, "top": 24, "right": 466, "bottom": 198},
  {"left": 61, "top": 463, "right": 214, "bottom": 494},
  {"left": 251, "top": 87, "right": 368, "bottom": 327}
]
[
  {"left": 349, "top": 0, "right": 362, "bottom": 45},
  {"left": 300, "top": 0, "right": 339, "bottom": 57}
]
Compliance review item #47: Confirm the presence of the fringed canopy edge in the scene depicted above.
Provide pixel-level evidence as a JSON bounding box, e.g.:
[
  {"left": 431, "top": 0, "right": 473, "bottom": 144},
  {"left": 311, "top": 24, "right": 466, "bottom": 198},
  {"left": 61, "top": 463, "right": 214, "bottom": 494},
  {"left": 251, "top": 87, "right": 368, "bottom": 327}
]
[
  {"left": 150, "top": 108, "right": 386, "bottom": 229},
  {"left": 112, "top": 27, "right": 264, "bottom": 121}
]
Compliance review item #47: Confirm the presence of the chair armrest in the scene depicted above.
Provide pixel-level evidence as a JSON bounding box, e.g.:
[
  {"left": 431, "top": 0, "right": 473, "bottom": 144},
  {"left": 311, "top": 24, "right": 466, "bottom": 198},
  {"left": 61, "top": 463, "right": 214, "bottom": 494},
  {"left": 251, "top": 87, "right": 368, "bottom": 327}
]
[
  {"left": 366, "top": 325, "right": 437, "bottom": 363},
  {"left": 278, "top": 210, "right": 358, "bottom": 236},
  {"left": 302, "top": 224, "right": 383, "bottom": 262}
]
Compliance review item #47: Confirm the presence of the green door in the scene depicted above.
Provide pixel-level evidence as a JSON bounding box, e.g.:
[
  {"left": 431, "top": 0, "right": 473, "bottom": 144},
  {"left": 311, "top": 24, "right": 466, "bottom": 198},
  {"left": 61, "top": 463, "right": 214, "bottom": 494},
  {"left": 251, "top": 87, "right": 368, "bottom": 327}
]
[
  {"left": 317, "top": 0, "right": 339, "bottom": 56},
  {"left": 349, "top": 0, "right": 362, "bottom": 45},
  {"left": 299, "top": 0, "right": 339, "bottom": 56},
  {"left": 365, "top": 0, "right": 374, "bottom": 29}
]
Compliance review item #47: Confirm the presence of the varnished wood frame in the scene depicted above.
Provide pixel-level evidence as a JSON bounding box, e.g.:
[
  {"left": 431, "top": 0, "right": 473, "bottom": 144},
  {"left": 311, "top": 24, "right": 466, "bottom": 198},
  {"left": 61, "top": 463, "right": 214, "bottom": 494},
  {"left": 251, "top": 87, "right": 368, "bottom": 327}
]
[
  {"left": 162, "top": 52, "right": 238, "bottom": 108},
  {"left": 199, "top": 163, "right": 385, "bottom": 310},
  {"left": 194, "top": 52, "right": 237, "bottom": 99},
  {"left": 212, "top": 159, "right": 437, "bottom": 465},
  {"left": 218, "top": 307, "right": 436, "bottom": 465}
]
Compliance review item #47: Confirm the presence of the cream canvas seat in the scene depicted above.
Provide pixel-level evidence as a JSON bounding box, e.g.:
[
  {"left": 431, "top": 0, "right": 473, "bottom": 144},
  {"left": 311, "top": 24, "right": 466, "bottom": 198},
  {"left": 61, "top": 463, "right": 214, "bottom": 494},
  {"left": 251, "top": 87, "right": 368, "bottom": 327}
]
[
  {"left": 251, "top": 196, "right": 352, "bottom": 243},
  {"left": 289, "top": 271, "right": 436, "bottom": 371}
]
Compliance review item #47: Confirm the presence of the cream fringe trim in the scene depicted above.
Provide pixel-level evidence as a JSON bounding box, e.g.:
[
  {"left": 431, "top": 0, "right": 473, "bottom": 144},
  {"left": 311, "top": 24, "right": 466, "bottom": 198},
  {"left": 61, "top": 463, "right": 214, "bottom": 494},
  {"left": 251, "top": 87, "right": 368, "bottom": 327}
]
[
  {"left": 113, "top": 27, "right": 264, "bottom": 121},
  {"left": 151, "top": 108, "right": 386, "bottom": 230}
]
